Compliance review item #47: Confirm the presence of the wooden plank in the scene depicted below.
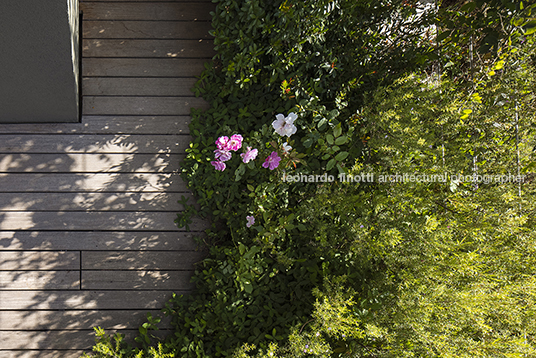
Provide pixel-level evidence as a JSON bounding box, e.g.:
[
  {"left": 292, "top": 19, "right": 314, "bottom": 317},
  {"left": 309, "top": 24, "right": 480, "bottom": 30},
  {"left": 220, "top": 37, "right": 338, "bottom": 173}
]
[
  {"left": 0, "top": 231, "right": 201, "bottom": 251},
  {"left": 0, "top": 173, "right": 186, "bottom": 192},
  {"left": 83, "top": 20, "right": 213, "bottom": 39},
  {"left": 0, "top": 192, "right": 193, "bottom": 211},
  {"left": 83, "top": 96, "right": 209, "bottom": 115},
  {"left": 0, "top": 116, "right": 191, "bottom": 135},
  {"left": 0, "top": 309, "right": 171, "bottom": 330},
  {"left": 0, "top": 290, "right": 182, "bottom": 309},
  {"left": 82, "top": 270, "right": 194, "bottom": 290},
  {"left": 0, "top": 330, "right": 169, "bottom": 350},
  {"left": 80, "top": 3, "right": 213, "bottom": 21},
  {"left": 0, "top": 350, "right": 86, "bottom": 358},
  {"left": 82, "top": 39, "right": 214, "bottom": 58},
  {"left": 83, "top": 77, "right": 197, "bottom": 96},
  {"left": 0, "top": 251, "right": 79, "bottom": 270},
  {"left": 0, "top": 271, "right": 80, "bottom": 290},
  {"left": 0, "top": 153, "right": 182, "bottom": 173},
  {"left": 82, "top": 58, "right": 207, "bottom": 77},
  {"left": 0, "top": 134, "right": 190, "bottom": 153},
  {"left": 0, "top": 211, "right": 207, "bottom": 231},
  {"left": 82, "top": 251, "right": 204, "bottom": 270},
  {"left": 81, "top": 0, "right": 212, "bottom": 2}
]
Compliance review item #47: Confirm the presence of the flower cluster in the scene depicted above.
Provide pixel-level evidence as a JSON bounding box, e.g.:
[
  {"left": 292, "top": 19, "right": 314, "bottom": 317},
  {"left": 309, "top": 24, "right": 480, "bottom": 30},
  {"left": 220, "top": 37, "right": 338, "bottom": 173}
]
[
  {"left": 211, "top": 134, "right": 251, "bottom": 171},
  {"left": 209, "top": 113, "right": 299, "bottom": 227}
]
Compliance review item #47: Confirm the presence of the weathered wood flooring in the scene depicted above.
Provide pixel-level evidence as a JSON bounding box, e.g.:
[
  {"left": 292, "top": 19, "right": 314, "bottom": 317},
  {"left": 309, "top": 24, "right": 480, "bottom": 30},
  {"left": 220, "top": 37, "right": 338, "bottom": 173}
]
[{"left": 0, "top": 1, "right": 214, "bottom": 356}]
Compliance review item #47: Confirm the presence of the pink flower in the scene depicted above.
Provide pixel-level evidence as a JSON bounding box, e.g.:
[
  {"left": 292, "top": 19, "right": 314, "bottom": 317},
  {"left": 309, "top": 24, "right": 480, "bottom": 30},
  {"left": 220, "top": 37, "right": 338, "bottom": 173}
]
[
  {"left": 214, "top": 149, "right": 232, "bottom": 162},
  {"left": 211, "top": 160, "right": 226, "bottom": 171},
  {"left": 215, "top": 136, "right": 229, "bottom": 150},
  {"left": 240, "top": 147, "right": 258, "bottom": 163},
  {"left": 246, "top": 216, "right": 255, "bottom": 228},
  {"left": 262, "top": 151, "right": 281, "bottom": 170},
  {"left": 226, "top": 134, "right": 243, "bottom": 151}
]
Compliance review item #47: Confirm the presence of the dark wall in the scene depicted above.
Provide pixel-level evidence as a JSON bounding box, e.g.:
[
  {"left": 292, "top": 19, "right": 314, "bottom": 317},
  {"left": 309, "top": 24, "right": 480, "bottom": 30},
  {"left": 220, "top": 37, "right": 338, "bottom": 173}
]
[{"left": 0, "top": 0, "right": 79, "bottom": 123}]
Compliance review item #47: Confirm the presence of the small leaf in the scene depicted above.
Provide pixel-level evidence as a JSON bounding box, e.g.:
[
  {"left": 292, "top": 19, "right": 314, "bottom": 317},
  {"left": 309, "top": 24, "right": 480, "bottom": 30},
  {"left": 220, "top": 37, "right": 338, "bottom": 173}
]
[
  {"left": 335, "top": 151, "right": 349, "bottom": 161},
  {"left": 513, "top": 17, "right": 525, "bottom": 27},
  {"left": 326, "top": 134, "right": 334, "bottom": 145},
  {"left": 333, "top": 123, "right": 342, "bottom": 138},
  {"left": 436, "top": 31, "right": 451, "bottom": 42},
  {"left": 335, "top": 135, "right": 347, "bottom": 145},
  {"left": 524, "top": 20, "right": 536, "bottom": 35},
  {"left": 460, "top": 2, "right": 476, "bottom": 12},
  {"left": 326, "top": 159, "right": 336, "bottom": 170},
  {"left": 493, "top": 60, "right": 505, "bottom": 70}
]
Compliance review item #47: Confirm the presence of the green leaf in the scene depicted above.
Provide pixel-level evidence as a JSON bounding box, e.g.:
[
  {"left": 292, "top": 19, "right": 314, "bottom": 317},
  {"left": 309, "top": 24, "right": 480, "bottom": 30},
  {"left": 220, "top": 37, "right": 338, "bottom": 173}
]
[
  {"left": 460, "top": 2, "right": 476, "bottom": 12},
  {"left": 335, "top": 151, "right": 349, "bottom": 161},
  {"left": 494, "top": 60, "right": 505, "bottom": 70},
  {"left": 235, "top": 163, "right": 246, "bottom": 181},
  {"left": 326, "top": 134, "right": 334, "bottom": 145},
  {"left": 436, "top": 31, "right": 451, "bottom": 42},
  {"left": 333, "top": 123, "right": 342, "bottom": 138},
  {"left": 335, "top": 135, "right": 347, "bottom": 145},
  {"left": 326, "top": 159, "right": 336, "bottom": 170},
  {"left": 524, "top": 20, "right": 536, "bottom": 35},
  {"left": 513, "top": 17, "right": 525, "bottom": 27}
]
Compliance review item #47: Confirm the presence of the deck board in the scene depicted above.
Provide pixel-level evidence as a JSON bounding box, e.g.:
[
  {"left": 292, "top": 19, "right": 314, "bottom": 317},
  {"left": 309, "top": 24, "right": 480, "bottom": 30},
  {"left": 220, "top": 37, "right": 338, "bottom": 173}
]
[
  {"left": 0, "top": 330, "right": 168, "bottom": 350},
  {"left": 0, "top": 192, "right": 193, "bottom": 211},
  {"left": 83, "top": 58, "right": 206, "bottom": 77},
  {"left": 0, "top": 231, "right": 199, "bottom": 251},
  {"left": 0, "top": 211, "right": 207, "bottom": 231},
  {"left": 0, "top": 153, "right": 182, "bottom": 173},
  {"left": 0, "top": 251, "right": 80, "bottom": 270},
  {"left": 0, "top": 116, "right": 191, "bottom": 134},
  {"left": 0, "top": 309, "right": 172, "bottom": 330},
  {"left": 83, "top": 77, "right": 198, "bottom": 96},
  {"left": 0, "top": 134, "right": 190, "bottom": 153},
  {"left": 82, "top": 251, "right": 205, "bottom": 269},
  {"left": 0, "top": 350, "right": 86, "bottom": 358},
  {"left": 83, "top": 39, "right": 215, "bottom": 58},
  {"left": 0, "top": 173, "right": 185, "bottom": 192},
  {"left": 0, "top": 271, "right": 80, "bottom": 290},
  {"left": 81, "top": 270, "right": 195, "bottom": 290},
  {"left": 80, "top": 2, "right": 214, "bottom": 21},
  {"left": 0, "top": 0, "right": 211, "bottom": 355},
  {"left": 0, "top": 290, "right": 184, "bottom": 310},
  {"left": 83, "top": 96, "right": 209, "bottom": 115},
  {"left": 83, "top": 21, "right": 212, "bottom": 39}
]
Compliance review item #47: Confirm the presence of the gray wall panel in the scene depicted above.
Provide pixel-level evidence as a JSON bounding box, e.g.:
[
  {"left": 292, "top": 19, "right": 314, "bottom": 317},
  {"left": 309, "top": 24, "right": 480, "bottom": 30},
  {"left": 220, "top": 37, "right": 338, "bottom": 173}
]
[{"left": 0, "top": 0, "right": 79, "bottom": 123}]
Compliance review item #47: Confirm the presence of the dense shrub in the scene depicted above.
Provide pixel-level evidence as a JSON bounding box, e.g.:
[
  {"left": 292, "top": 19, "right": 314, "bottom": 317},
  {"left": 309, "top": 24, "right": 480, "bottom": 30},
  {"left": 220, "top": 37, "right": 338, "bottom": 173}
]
[{"left": 84, "top": 0, "right": 536, "bottom": 357}]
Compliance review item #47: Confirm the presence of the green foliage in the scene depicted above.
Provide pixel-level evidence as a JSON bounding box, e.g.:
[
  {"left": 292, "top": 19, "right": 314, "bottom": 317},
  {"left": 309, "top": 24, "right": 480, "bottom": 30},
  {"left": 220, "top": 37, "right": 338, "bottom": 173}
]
[
  {"left": 178, "top": 0, "right": 434, "bottom": 235},
  {"left": 160, "top": 242, "right": 320, "bottom": 357},
  {"left": 85, "top": 1, "right": 536, "bottom": 357}
]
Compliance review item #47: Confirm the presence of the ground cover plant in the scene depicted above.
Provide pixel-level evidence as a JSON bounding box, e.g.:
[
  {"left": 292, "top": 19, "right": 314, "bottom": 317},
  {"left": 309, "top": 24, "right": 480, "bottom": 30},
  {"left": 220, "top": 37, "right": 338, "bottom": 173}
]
[{"left": 83, "top": 0, "right": 536, "bottom": 357}]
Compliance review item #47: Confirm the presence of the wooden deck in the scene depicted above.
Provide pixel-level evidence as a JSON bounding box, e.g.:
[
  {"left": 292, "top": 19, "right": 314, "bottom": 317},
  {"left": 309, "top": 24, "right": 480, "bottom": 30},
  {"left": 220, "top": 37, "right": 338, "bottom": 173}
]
[{"left": 0, "top": 1, "right": 214, "bottom": 356}]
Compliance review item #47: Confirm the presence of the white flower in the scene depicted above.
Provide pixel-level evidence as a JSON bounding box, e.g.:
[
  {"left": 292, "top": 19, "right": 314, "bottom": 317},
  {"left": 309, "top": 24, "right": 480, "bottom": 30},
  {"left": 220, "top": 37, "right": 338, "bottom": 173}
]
[
  {"left": 272, "top": 112, "right": 298, "bottom": 137},
  {"left": 282, "top": 142, "right": 292, "bottom": 154}
]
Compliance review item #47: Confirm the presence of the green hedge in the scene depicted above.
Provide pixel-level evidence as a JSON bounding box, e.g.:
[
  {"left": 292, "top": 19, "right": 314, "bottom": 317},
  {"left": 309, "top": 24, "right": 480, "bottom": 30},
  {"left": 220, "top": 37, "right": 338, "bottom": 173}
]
[{"left": 83, "top": 0, "right": 536, "bottom": 357}]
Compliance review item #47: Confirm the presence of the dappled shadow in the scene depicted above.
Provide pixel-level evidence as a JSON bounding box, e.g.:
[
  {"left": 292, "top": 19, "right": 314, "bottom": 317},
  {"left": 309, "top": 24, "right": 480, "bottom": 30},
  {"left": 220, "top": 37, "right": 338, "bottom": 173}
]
[
  {"left": 0, "top": 124, "right": 208, "bottom": 356},
  {"left": 0, "top": 0, "right": 214, "bottom": 355}
]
